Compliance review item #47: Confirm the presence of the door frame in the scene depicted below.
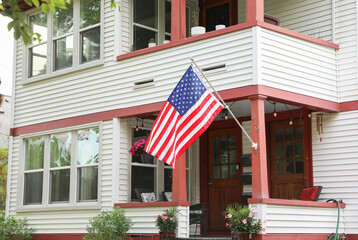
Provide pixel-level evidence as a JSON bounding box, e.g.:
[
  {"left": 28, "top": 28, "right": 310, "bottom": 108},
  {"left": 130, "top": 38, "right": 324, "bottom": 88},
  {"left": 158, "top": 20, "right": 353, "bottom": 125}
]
[{"left": 200, "top": 118, "right": 243, "bottom": 234}]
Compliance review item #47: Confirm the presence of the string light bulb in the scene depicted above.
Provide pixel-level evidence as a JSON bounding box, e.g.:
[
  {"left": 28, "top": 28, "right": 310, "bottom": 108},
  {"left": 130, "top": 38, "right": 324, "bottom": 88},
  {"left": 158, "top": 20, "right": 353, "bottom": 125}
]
[
  {"left": 136, "top": 118, "right": 139, "bottom": 131},
  {"left": 220, "top": 108, "right": 229, "bottom": 120},
  {"left": 289, "top": 118, "right": 293, "bottom": 125},
  {"left": 308, "top": 111, "right": 312, "bottom": 118},
  {"left": 273, "top": 102, "right": 277, "bottom": 117},
  {"left": 141, "top": 119, "right": 144, "bottom": 130}
]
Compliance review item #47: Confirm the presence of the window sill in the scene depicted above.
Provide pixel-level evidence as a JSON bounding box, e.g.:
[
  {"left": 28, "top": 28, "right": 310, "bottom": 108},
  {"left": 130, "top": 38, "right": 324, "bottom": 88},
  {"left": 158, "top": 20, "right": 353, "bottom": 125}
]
[
  {"left": 22, "top": 59, "right": 104, "bottom": 85},
  {"left": 114, "top": 201, "right": 190, "bottom": 208},
  {"left": 248, "top": 198, "right": 346, "bottom": 208},
  {"left": 15, "top": 202, "right": 101, "bottom": 213}
]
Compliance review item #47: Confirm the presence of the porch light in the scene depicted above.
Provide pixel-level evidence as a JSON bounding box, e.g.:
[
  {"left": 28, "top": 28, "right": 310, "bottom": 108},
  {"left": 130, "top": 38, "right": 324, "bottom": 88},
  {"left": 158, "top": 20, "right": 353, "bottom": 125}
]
[
  {"left": 273, "top": 102, "right": 277, "bottom": 117},
  {"left": 220, "top": 108, "right": 229, "bottom": 120},
  {"left": 289, "top": 118, "right": 293, "bottom": 125},
  {"left": 136, "top": 118, "right": 139, "bottom": 131},
  {"left": 141, "top": 119, "right": 144, "bottom": 130},
  {"left": 308, "top": 111, "right": 312, "bottom": 118}
]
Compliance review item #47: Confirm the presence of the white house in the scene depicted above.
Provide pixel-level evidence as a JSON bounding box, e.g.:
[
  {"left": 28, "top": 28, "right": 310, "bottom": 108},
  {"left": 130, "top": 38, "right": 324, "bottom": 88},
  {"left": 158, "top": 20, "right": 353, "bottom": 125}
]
[
  {"left": 0, "top": 94, "right": 11, "bottom": 148},
  {"left": 5, "top": 0, "right": 358, "bottom": 239}
]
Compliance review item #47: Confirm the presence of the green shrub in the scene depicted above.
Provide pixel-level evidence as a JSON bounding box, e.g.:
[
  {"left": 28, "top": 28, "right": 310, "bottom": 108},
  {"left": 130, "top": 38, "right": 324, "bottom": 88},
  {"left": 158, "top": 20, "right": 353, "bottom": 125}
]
[
  {"left": 0, "top": 211, "right": 35, "bottom": 240},
  {"left": 83, "top": 207, "right": 133, "bottom": 240},
  {"left": 155, "top": 208, "right": 179, "bottom": 233}
]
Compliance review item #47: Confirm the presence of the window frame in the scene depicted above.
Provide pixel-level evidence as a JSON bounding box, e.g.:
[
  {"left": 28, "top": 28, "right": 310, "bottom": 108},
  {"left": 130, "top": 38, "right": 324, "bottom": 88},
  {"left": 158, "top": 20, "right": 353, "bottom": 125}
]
[
  {"left": 16, "top": 123, "right": 102, "bottom": 212},
  {"left": 22, "top": 0, "right": 104, "bottom": 84},
  {"left": 128, "top": 123, "right": 190, "bottom": 203}
]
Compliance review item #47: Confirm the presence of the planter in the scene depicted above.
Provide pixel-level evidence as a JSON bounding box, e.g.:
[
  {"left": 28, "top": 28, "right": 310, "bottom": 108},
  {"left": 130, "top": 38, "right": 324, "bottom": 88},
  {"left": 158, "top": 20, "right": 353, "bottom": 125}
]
[
  {"left": 148, "top": 42, "right": 156, "bottom": 47},
  {"left": 191, "top": 26, "right": 206, "bottom": 36},
  {"left": 215, "top": 24, "right": 225, "bottom": 30},
  {"left": 140, "top": 152, "right": 153, "bottom": 164},
  {"left": 159, "top": 231, "right": 175, "bottom": 240},
  {"left": 232, "top": 231, "right": 252, "bottom": 240}
]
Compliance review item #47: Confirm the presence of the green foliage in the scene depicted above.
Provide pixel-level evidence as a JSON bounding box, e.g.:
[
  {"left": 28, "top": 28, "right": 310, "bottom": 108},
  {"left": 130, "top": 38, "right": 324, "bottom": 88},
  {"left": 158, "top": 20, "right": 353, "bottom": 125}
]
[
  {"left": 0, "top": 0, "right": 121, "bottom": 45},
  {"left": 0, "top": 147, "right": 8, "bottom": 211},
  {"left": 0, "top": 211, "right": 35, "bottom": 240},
  {"left": 155, "top": 208, "right": 179, "bottom": 233},
  {"left": 83, "top": 207, "right": 132, "bottom": 240},
  {"left": 225, "top": 203, "right": 262, "bottom": 234}
]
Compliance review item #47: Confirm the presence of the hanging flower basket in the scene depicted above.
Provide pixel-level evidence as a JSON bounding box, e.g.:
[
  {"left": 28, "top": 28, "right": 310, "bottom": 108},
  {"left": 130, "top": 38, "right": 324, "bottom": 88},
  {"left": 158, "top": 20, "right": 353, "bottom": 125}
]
[{"left": 129, "top": 139, "right": 146, "bottom": 156}]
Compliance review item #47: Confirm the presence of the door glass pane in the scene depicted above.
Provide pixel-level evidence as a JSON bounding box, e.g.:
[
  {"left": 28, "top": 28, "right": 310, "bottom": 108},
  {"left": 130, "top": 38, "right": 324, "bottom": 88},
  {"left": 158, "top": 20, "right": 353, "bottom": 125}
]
[
  {"left": 285, "top": 128, "right": 293, "bottom": 141},
  {"left": 133, "top": 26, "right": 157, "bottom": 51},
  {"left": 295, "top": 143, "right": 304, "bottom": 158},
  {"left": 29, "top": 44, "right": 47, "bottom": 77},
  {"left": 276, "top": 129, "right": 283, "bottom": 142},
  {"left": 286, "top": 160, "right": 294, "bottom": 174},
  {"left": 77, "top": 128, "right": 99, "bottom": 165},
  {"left": 30, "top": 12, "right": 47, "bottom": 42},
  {"left": 77, "top": 166, "right": 98, "bottom": 201},
  {"left": 229, "top": 165, "right": 236, "bottom": 178},
  {"left": 221, "top": 165, "right": 228, "bottom": 179},
  {"left": 213, "top": 137, "right": 220, "bottom": 150},
  {"left": 213, "top": 151, "right": 220, "bottom": 164},
  {"left": 286, "top": 144, "right": 293, "bottom": 158},
  {"left": 50, "top": 169, "right": 70, "bottom": 203},
  {"left": 221, "top": 151, "right": 228, "bottom": 164},
  {"left": 54, "top": 35, "right": 73, "bottom": 70},
  {"left": 213, "top": 166, "right": 220, "bottom": 179},
  {"left": 25, "top": 137, "right": 44, "bottom": 170},
  {"left": 276, "top": 160, "right": 284, "bottom": 174},
  {"left": 24, "top": 172, "right": 43, "bottom": 205},
  {"left": 80, "top": 0, "right": 101, "bottom": 29},
  {"left": 295, "top": 126, "right": 303, "bottom": 140},
  {"left": 296, "top": 158, "right": 304, "bottom": 173},
  {"left": 53, "top": 1, "right": 73, "bottom": 37},
  {"left": 229, "top": 150, "right": 236, "bottom": 163},
  {"left": 81, "top": 27, "right": 100, "bottom": 63},
  {"left": 50, "top": 132, "right": 71, "bottom": 168},
  {"left": 276, "top": 144, "right": 284, "bottom": 159},
  {"left": 229, "top": 135, "right": 235, "bottom": 148},
  {"left": 221, "top": 136, "right": 227, "bottom": 149},
  {"left": 134, "top": 0, "right": 158, "bottom": 29},
  {"left": 131, "top": 166, "right": 155, "bottom": 201}
]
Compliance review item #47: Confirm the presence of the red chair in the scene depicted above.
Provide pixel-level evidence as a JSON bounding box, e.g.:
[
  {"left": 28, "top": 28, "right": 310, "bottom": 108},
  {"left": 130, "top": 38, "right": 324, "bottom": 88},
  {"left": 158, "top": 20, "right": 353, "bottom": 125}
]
[{"left": 299, "top": 186, "right": 323, "bottom": 201}]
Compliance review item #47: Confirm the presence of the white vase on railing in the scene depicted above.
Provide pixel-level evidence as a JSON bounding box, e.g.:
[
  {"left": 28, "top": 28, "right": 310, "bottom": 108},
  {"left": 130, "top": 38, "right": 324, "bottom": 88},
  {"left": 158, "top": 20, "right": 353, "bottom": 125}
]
[{"left": 191, "top": 26, "right": 206, "bottom": 36}]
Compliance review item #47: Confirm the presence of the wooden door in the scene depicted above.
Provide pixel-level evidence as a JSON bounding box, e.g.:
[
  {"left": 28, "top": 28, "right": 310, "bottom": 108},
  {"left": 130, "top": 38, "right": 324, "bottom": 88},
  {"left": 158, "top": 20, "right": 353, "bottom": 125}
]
[
  {"left": 208, "top": 128, "right": 240, "bottom": 229},
  {"left": 200, "top": 0, "right": 238, "bottom": 32},
  {"left": 270, "top": 119, "right": 306, "bottom": 199}
]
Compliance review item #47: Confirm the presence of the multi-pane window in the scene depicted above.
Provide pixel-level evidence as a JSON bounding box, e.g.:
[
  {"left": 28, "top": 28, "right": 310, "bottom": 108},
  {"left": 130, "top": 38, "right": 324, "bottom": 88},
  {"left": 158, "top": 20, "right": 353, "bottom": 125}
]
[
  {"left": 27, "top": 0, "right": 102, "bottom": 79},
  {"left": 23, "top": 127, "right": 100, "bottom": 206},
  {"left": 130, "top": 127, "right": 190, "bottom": 202}
]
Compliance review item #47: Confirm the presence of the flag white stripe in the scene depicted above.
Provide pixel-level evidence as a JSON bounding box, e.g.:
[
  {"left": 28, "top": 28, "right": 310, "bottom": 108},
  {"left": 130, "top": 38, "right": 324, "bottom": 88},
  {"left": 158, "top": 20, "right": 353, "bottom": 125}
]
[{"left": 146, "top": 102, "right": 170, "bottom": 151}]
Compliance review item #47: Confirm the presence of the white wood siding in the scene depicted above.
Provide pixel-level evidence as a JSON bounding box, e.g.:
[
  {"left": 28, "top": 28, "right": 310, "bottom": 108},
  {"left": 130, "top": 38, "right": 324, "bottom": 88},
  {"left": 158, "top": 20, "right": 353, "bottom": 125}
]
[
  {"left": 312, "top": 111, "right": 358, "bottom": 234},
  {"left": 250, "top": 203, "right": 345, "bottom": 234},
  {"left": 265, "top": 0, "right": 333, "bottom": 42},
  {"left": 260, "top": 28, "right": 338, "bottom": 102},
  {"left": 7, "top": 120, "right": 115, "bottom": 233},
  {"left": 335, "top": 0, "right": 358, "bottom": 102}
]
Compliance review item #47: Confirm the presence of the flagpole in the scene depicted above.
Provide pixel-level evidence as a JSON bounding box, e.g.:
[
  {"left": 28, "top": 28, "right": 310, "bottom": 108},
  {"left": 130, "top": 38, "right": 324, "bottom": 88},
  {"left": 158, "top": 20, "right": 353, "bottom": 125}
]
[{"left": 190, "top": 58, "right": 258, "bottom": 150}]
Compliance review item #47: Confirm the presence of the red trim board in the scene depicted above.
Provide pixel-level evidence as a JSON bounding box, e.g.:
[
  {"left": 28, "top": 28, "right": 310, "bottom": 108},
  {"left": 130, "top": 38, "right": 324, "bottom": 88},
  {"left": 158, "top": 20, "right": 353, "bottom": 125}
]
[
  {"left": 114, "top": 201, "right": 190, "bottom": 208},
  {"left": 248, "top": 198, "right": 346, "bottom": 208},
  {"left": 253, "top": 234, "right": 352, "bottom": 240},
  {"left": 32, "top": 234, "right": 85, "bottom": 240},
  {"left": 11, "top": 85, "right": 356, "bottom": 137}
]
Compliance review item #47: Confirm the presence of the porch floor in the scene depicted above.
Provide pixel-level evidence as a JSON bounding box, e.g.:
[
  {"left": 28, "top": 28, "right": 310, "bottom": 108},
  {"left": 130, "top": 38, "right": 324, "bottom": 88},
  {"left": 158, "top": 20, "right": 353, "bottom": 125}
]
[{"left": 179, "top": 236, "right": 230, "bottom": 240}]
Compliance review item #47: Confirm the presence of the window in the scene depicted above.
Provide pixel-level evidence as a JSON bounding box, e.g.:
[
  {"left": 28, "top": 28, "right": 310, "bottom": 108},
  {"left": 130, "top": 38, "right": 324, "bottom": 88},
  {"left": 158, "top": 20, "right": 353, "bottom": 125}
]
[
  {"left": 130, "top": 127, "right": 190, "bottom": 202},
  {"left": 27, "top": 0, "right": 102, "bottom": 79},
  {"left": 22, "top": 127, "right": 100, "bottom": 207},
  {"left": 132, "top": 0, "right": 171, "bottom": 51}
]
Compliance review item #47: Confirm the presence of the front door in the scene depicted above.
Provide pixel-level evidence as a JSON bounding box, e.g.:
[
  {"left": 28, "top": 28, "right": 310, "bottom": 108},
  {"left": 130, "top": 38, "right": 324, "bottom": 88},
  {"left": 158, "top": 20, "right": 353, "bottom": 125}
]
[
  {"left": 270, "top": 119, "right": 307, "bottom": 199},
  {"left": 208, "top": 128, "right": 240, "bottom": 229}
]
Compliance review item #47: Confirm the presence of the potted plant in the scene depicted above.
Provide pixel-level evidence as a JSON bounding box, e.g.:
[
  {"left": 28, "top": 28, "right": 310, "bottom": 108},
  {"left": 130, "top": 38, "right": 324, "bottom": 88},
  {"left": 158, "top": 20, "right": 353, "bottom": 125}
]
[
  {"left": 129, "top": 138, "right": 152, "bottom": 163},
  {"left": 155, "top": 208, "right": 179, "bottom": 240},
  {"left": 225, "top": 203, "right": 262, "bottom": 240},
  {"left": 148, "top": 38, "right": 156, "bottom": 47}
]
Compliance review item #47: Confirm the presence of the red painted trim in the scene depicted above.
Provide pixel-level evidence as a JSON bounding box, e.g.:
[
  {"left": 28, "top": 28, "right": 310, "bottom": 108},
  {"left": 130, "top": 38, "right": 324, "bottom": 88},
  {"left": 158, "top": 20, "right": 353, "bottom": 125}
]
[
  {"left": 248, "top": 198, "right": 346, "bottom": 208},
  {"left": 117, "top": 22, "right": 255, "bottom": 61},
  {"left": 172, "top": 154, "right": 187, "bottom": 202},
  {"left": 32, "top": 234, "right": 85, "bottom": 240},
  {"left": 253, "top": 233, "right": 346, "bottom": 240},
  {"left": 340, "top": 100, "right": 358, "bottom": 111},
  {"left": 114, "top": 201, "right": 190, "bottom": 208},
  {"left": 10, "top": 85, "right": 357, "bottom": 137},
  {"left": 171, "top": 0, "right": 186, "bottom": 42},
  {"left": 257, "top": 21, "right": 339, "bottom": 50}
]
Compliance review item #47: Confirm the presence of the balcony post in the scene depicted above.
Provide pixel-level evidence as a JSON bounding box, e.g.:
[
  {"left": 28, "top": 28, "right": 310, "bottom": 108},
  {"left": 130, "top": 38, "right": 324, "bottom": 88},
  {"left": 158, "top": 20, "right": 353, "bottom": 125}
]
[
  {"left": 249, "top": 95, "right": 269, "bottom": 199},
  {"left": 172, "top": 154, "right": 187, "bottom": 202},
  {"left": 246, "top": 0, "right": 264, "bottom": 23},
  {"left": 171, "top": 0, "right": 186, "bottom": 42}
]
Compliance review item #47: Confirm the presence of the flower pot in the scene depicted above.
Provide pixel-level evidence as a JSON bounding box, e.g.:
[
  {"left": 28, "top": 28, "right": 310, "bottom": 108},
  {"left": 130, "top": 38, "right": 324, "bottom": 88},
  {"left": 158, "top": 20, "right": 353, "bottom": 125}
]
[
  {"left": 148, "top": 42, "right": 156, "bottom": 47},
  {"left": 140, "top": 152, "right": 153, "bottom": 164},
  {"left": 232, "top": 231, "right": 252, "bottom": 240},
  {"left": 160, "top": 231, "right": 175, "bottom": 240},
  {"left": 191, "top": 26, "right": 206, "bottom": 36},
  {"left": 215, "top": 24, "right": 225, "bottom": 30}
]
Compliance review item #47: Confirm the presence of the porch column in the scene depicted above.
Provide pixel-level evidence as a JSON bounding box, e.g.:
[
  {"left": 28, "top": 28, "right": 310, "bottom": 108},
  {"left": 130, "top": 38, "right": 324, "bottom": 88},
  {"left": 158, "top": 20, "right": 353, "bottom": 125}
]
[
  {"left": 246, "top": 0, "right": 264, "bottom": 23},
  {"left": 172, "top": 154, "right": 187, "bottom": 201},
  {"left": 249, "top": 95, "right": 269, "bottom": 199},
  {"left": 171, "top": 0, "right": 186, "bottom": 42}
]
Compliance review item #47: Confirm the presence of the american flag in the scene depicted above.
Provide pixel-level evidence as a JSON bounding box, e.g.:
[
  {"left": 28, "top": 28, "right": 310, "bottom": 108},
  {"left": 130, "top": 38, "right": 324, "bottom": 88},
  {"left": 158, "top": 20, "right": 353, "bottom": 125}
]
[{"left": 144, "top": 65, "right": 223, "bottom": 168}]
